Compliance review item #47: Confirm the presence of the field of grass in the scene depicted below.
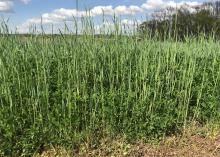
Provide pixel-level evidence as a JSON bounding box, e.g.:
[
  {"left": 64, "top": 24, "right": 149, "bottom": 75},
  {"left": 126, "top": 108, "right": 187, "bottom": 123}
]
[{"left": 0, "top": 32, "right": 220, "bottom": 156}]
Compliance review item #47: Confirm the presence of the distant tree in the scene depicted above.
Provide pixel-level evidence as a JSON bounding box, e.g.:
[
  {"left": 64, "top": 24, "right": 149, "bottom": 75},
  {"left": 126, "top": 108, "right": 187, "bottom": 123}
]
[
  {"left": 202, "top": 1, "right": 220, "bottom": 16},
  {"left": 139, "top": 1, "right": 220, "bottom": 40}
]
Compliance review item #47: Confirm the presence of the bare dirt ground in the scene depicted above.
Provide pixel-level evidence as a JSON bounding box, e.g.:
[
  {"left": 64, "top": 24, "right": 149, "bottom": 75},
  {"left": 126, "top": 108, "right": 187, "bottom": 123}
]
[{"left": 35, "top": 123, "right": 220, "bottom": 157}]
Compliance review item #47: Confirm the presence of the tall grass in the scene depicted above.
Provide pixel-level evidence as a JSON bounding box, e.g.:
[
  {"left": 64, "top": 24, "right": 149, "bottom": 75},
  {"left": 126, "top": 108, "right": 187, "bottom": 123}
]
[{"left": 0, "top": 21, "right": 220, "bottom": 156}]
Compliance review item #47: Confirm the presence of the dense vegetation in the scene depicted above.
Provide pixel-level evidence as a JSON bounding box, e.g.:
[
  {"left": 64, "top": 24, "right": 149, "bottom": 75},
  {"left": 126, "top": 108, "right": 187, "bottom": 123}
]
[
  {"left": 139, "top": 1, "right": 220, "bottom": 40},
  {"left": 0, "top": 32, "right": 220, "bottom": 156},
  {"left": 1, "top": 3, "right": 220, "bottom": 155}
]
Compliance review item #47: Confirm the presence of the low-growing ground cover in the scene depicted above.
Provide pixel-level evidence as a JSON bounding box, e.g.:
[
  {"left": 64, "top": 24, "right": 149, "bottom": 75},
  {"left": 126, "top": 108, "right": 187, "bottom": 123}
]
[{"left": 0, "top": 34, "right": 220, "bottom": 156}]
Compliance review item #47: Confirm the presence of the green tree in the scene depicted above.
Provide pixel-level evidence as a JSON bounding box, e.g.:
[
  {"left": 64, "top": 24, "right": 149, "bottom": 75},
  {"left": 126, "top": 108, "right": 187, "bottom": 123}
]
[{"left": 139, "top": 2, "right": 220, "bottom": 40}]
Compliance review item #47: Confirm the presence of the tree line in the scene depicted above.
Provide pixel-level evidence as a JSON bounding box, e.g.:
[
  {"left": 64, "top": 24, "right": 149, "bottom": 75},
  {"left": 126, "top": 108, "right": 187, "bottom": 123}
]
[{"left": 139, "top": 1, "right": 220, "bottom": 40}]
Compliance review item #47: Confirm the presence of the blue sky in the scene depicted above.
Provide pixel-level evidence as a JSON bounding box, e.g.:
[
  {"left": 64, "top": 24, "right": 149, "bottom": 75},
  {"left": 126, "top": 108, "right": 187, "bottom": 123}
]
[{"left": 0, "top": 0, "right": 209, "bottom": 33}]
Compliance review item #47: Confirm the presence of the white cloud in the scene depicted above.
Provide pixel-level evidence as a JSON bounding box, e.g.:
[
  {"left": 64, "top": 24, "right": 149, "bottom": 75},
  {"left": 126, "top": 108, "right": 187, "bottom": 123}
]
[
  {"left": 0, "top": 0, "right": 31, "bottom": 13},
  {"left": 90, "top": 6, "right": 114, "bottom": 15},
  {"left": 0, "top": 0, "right": 13, "bottom": 12},
  {"left": 90, "top": 5, "right": 143, "bottom": 16},
  {"left": 17, "top": 8, "right": 87, "bottom": 33},
  {"left": 52, "top": 8, "right": 87, "bottom": 18},
  {"left": 141, "top": 0, "right": 164, "bottom": 10},
  {"left": 141, "top": 0, "right": 201, "bottom": 10},
  {"left": 114, "top": 5, "right": 143, "bottom": 15}
]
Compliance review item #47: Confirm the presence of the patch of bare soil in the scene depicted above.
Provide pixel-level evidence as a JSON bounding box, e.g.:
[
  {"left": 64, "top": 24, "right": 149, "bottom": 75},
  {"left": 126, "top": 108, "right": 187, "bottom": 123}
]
[
  {"left": 127, "top": 135, "right": 220, "bottom": 157},
  {"left": 35, "top": 123, "right": 220, "bottom": 157}
]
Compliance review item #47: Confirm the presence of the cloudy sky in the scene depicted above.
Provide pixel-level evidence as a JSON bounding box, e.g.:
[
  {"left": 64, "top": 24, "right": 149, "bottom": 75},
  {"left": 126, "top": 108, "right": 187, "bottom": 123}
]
[{"left": 0, "top": 0, "right": 211, "bottom": 33}]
